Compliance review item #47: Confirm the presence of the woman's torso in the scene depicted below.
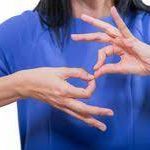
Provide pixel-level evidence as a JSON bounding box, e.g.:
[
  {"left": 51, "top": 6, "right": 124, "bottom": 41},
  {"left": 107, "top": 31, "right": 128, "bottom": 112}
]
[{"left": 0, "top": 10, "right": 150, "bottom": 150}]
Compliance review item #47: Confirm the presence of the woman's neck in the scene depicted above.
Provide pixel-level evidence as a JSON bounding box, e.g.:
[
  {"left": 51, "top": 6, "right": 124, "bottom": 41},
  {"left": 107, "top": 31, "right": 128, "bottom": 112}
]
[{"left": 72, "top": 0, "right": 114, "bottom": 18}]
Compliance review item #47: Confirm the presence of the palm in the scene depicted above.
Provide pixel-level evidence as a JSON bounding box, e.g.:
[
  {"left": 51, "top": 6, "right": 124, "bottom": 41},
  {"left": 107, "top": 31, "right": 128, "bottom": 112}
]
[
  {"left": 114, "top": 44, "right": 144, "bottom": 75},
  {"left": 71, "top": 6, "right": 150, "bottom": 76}
]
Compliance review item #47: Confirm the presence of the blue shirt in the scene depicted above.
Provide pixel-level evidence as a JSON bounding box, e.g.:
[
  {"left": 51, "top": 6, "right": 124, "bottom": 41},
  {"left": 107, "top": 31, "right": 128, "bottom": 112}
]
[{"left": 0, "top": 10, "right": 150, "bottom": 150}]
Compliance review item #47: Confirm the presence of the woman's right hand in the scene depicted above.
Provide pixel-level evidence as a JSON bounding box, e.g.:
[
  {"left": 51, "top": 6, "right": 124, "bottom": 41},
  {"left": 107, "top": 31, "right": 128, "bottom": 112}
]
[{"left": 15, "top": 67, "right": 113, "bottom": 131}]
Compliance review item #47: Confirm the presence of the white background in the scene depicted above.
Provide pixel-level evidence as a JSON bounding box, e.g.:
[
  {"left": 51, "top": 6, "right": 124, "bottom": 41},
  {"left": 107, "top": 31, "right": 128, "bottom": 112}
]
[
  {"left": 0, "top": 0, "right": 150, "bottom": 150},
  {"left": 0, "top": 1, "right": 39, "bottom": 150}
]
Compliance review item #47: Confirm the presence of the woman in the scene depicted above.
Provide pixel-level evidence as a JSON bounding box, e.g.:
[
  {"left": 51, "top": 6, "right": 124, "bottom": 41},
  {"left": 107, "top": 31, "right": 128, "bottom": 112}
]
[{"left": 0, "top": 0, "right": 150, "bottom": 149}]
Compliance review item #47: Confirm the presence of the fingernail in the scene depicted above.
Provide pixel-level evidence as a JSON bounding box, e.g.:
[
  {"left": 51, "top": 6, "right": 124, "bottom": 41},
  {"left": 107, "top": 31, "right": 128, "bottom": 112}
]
[
  {"left": 94, "top": 71, "right": 98, "bottom": 77},
  {"left": 100, "top": 125, "right": 107, "bottom": 132},
  {"left": 71, "top": 34, "right": 77, "bottom": 40},
  {"left": 88, "top": 74, "right": 95, "bottom": 80},
  {"left": 81, "top": 14, "right": 86, "bottom": 18},
  {"left": 111, "top": 6, "right": 116, "bottom": 11},
  {"left": 81, "top": 14, "right": 88, "bottom": 21},
  {"left": 112, "top": 6, "right": 116, "bottom": 9},
  {"left": 107, "top": 111, "right": 114, "bottom": 116},
  {"left": 93, "top": 65, "right": 98, "bottom": 70},
  {"left": 94, "top": 71, "right": 103, "bottom": 78}
]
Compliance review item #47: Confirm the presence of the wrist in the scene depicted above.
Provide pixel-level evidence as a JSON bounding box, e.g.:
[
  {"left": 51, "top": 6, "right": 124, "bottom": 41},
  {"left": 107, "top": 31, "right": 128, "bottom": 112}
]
[
  {"left": 146, "top": 59, "right": 150, "bottom": 75},
  {"left": 148, "top": 62, "right": 150, "bottom": 75},
  {"left": 0, "top": 73, "right": 23, "bottom": 106},
  {"left": 13, "top": 70, "right": 32, "bottom": 99},
  {"left": 141, "top": 57, "right": 150, "bottom": 75},
  {"left": 144, "top": 63, "right": 150, "bottom": 75}
]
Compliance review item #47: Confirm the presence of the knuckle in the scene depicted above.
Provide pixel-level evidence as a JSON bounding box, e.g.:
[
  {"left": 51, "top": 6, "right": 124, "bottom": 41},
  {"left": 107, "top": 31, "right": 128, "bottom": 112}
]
[
  {"left": 98, "top": 49, "right": 103, "bottom": 55},
  {"left": 85, "top": 91, "right": 92, "bottom": 98},
  {"left": 77, "top": 68, "right": 86, "bottom": 76},
  {"left": 85, "top": 36, "right": 89, "bottom": 40},
  {"left": 91, "top": 20, "right": 95, "bottom": 25},
  {"left": 79, "top": 68, "right": 85, "bottom": 73},
  {"left": 62, "top": 67, "right": 68, "bottom": 72},
  {"left": 120, "top": 25, "right": 126, "bottom": 31},
  {"left": 61, "top": 90, "right": 68, "bottom": 97},
  {"left": 97, "top": 32, "right": 102, "bottom": 39},
  {"left": 53, "top": 96, "right": 67, "bottom": 107},
  {"left": 58, "top": 99, "right": 67, "bottom": 107},
  {"left": 132, "top": 37, "right": 138, "bottom": 43},
  {"left": 86, "top": 118, "right": 95, "bottom": 126},
  {"left": 56, "top": 88, "right": 68, "bottom": 97}
]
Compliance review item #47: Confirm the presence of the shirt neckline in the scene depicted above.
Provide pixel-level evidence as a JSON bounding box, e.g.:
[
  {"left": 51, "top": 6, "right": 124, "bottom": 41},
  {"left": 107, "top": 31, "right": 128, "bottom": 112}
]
[{"left": 71, "top": 15, "right": 112, "bottom": 23}]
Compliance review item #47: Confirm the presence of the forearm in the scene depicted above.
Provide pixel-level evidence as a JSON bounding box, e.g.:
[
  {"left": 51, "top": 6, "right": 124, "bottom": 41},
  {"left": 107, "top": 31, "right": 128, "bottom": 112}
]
[
  {"left": 0, "top": 73, "right": 22, "bottom": 107},
  {"left": 142, "top": 60, "right": 150, "bottom": 76}
]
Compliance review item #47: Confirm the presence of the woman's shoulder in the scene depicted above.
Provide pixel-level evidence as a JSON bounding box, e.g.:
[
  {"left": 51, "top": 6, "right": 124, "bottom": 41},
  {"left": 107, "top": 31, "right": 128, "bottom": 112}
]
[
  {"left": 0, "top": 10, "right": 45, "bottom": 50},
  {"left": 0, "top": 10, "right": 39, "bottom": 35},
  {"left": 134, "top": 10, "right": 150, "bottom": 28},
  {"left": 130, "top": 11, "right": 150, "bottom": 43}
]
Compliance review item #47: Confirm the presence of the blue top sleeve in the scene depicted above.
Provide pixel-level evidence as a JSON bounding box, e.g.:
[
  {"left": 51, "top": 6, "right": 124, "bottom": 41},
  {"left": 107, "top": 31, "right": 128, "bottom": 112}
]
[
  {"left": 134, "top": 11, "right": 150, "bottom": 44},
  {"left": 142, "top": 12, "right": 150, "bottom": 44},
  {"left": 0, "top": 11, "right": 42, "bottom": 74},
  {"left": 0, "top": 47, "right": 9, "bottom": 76},
  {"left": 0, "top": 12, "right": 27, "bottom": 75}
]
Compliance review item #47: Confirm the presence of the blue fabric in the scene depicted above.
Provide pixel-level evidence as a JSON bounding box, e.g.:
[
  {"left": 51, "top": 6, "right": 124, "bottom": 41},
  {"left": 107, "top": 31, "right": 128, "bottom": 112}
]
[{"left": 0, "top": 10, "right": 150, "bottom": 150}]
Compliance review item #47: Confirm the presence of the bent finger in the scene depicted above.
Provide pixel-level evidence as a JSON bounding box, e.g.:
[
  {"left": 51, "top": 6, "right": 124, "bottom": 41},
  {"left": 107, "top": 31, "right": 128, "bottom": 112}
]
[
  {"left": 94, "top": 45, "right": 123, "bottom": 70},
  {"left": 94, "top": 63, "right": 124, "bottom": 78},
  {"left": 66, "top": 79, "right": 96, "bottom": 99}
]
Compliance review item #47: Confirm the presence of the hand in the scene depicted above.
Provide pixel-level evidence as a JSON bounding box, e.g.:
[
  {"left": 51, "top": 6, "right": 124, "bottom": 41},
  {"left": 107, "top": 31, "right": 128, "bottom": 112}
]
[
  {"left": 15, "top": 67, "right": 113, "bottom": 131},
  {"left": 71, "top": 6, "right": 150, "bottom": 77}
]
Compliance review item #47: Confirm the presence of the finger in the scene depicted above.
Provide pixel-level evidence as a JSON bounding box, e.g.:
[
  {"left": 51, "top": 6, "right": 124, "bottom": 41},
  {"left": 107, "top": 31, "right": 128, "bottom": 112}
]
[
  {"left": 112, "top": 37, "right": 138, "bottom": 55},
  {"left": 63, "top": 98, "right": 114, "bottom": 116},
  {"left": 66, "top": 79, "right": 96, "bottom": 99},
  {"left": 94, "top": 45, "right": 113, "bottom": 70},
  {"left": 71, "top": 32, "right": 112, "bottom": 43},
  {"left": 55, "top": 104, "right": 107, "bottom": 131},
  {"left": 94, "top": 45, "right": 123, "bottom": 70},
  {"left": 81, "top": 14, "right": 121, "bottom": 38},
  {"left": 59, "top": 68, "right": 95, "bottom": 99},
  {"left": 85, "top": 79, "right": 96, "bottom": 97},
  {"left": 111, "top": 6, "right": 133, "bottom": 38},
  {"left": 63, "top": 68, "right": 94, "bottom": 81},
  {"left": 94, "top": 63, "right": 124, "bottom": 78}
]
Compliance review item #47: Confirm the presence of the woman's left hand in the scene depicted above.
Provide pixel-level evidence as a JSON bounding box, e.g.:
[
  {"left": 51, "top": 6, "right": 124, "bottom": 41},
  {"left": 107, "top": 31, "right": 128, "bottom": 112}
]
[{"left": 71, "top": 7, "right": 150, "bottom": 78}]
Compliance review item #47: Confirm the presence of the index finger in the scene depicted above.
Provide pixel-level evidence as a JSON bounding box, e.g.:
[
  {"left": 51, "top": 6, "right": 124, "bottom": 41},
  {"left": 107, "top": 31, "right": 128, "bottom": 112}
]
[
  {"left": 66, "top": 79, "right": 96, "bottom": 99},
  {"left": 111, "top": 6, "right": 133, "bottom": 38},
  {"left": 81, "top": 14, "right": 121, "bottom": 38}
]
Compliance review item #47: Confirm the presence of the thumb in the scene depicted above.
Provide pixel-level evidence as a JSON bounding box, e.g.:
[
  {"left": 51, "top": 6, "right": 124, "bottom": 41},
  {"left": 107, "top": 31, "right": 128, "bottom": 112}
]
[{"left": 94, "top": 64, "right": 123, "bottom": 78}]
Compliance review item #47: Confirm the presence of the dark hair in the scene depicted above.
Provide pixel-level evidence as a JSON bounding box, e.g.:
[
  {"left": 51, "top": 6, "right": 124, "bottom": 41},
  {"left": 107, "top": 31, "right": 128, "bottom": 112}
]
[{"left": 34, "top": 0, "right": 138, "bottom": 46}]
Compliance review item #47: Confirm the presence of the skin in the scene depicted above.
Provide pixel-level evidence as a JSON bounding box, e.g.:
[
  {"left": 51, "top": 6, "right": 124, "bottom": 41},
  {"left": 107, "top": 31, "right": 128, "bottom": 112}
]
[
  {"left": 0, "top": 67, "right": 114, "bottom": 131},
  {"left": 0, "top": 0, "right": 115, "bottom": 132},
  {"left": 71, "top": 6, "right": 150, "bottom": 77},
  {"left": 72, "top": 0, "right": 113, "bottom": 18},
  {"left": 2, "top": 0, "right": 150, "bottom": 132}
]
